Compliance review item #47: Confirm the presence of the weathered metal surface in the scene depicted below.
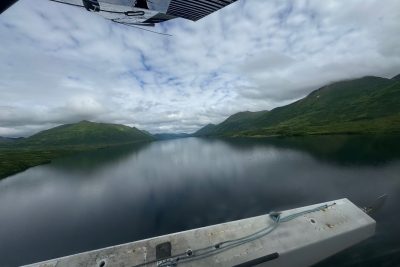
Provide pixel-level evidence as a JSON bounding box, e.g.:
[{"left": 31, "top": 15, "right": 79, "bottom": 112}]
[{"left": 23, "top": 198, "right": 375, "bottom": 267}]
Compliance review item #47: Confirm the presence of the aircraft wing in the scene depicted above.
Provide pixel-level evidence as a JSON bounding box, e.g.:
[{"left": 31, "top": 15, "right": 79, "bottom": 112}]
[
  {"left": 1, "top": 0, "right": 239, "bottom": 25},
  {"left": 165, "top": 0, "right": 238, "bottom": 21},
  {"left": 1, "top": 0, "right": 19, "bottom": 14}
]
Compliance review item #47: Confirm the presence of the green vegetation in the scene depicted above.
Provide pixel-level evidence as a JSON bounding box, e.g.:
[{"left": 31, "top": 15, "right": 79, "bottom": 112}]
[
  {"left": 20, "top": 120, "right": 153, "bottom": 146},
  {"left": 0, "top": 121, "right": 154, "bottom": 179},
  {"left": 392, "top": 74, "right": 400, "bottom": 81},
  {"left": 1, "top": 148, "right": 79, "bottom": 179},
  {"left": 0, "top": 137, "right": 23, "bottom": 143},
  {"left": 194, "top": 75, "right": 400, "bottom": 137},
  {"left": 192, "top": 123, "right": 217, "bottom": 136}
]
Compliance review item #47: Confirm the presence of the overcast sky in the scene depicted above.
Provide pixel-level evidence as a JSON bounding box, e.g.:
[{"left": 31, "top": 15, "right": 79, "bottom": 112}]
[{"left": 0, "top": 0, "right": 399, "bottom": 137}]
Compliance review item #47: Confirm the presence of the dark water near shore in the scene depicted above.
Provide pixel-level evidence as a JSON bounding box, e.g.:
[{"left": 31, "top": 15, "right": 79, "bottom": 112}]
[{"left": 1, "top": 136, "right": 400, "bottom": 266}]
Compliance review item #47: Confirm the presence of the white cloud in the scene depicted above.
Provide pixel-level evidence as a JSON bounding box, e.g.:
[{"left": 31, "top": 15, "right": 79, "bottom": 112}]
[{"left": 0, "top": 0, "right": 399, "bottom": 137}]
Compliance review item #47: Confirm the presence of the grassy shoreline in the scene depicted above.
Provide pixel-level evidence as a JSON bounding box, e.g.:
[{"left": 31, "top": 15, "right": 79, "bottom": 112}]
[{"left": 0, "top": 141, "right": 151, "bottom": 180}]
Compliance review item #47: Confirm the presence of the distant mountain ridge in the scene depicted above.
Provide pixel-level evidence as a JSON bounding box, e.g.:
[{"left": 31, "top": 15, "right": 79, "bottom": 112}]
[
  {"left": 0, "top": 137, "right": 24, "bottom": 143},
  {"left": 392, "top": 74, "right": 400, "bottom": 81},
  {"left": 194, "top": 74, "right": 400, "bottom": 137},
  {"left": 153, "top": 133, "right": 191, "bottom": 140},
  {"left": 19, "top": 120, "right": 154, "bottom": 146}
]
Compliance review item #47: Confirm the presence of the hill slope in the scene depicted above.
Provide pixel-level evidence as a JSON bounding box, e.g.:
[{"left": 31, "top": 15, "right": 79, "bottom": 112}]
[
  {"left": 1, "top": 121, "right": 154, "bottom": 179},
  {"left": 194, "top": 124, "right": 217, "bottom": 136},
  {"left": 194, "top": 111, "right": 269, "bottom": 136},
  {"left": 392, "top": 74, "right": 400, "bottom": 81},
  {"left": 0, "top": 137, "right": 24, "bottom": 143},
  {"left": 19, "top": 120, "right": 154, "bottom": 146},
  {"left": 194, "top": 75, "right": 400, "bottom": 137}
]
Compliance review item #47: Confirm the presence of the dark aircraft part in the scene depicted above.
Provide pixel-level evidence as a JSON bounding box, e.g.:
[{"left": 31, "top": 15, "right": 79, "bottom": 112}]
[
  {"left": 166, "top": 0, "right": 238, "bottom": 21},
  {"left": 143, "top": 13, "right": 176, "bottom": 24},
  {"left": 0, "top": 0, "right": 18, "bottom": 14},
  {"left": 82, "top": 0, "right": 100, "bottom": 12},
  {"left": 134, "top": 0, "right": 148, "bottom": 10}
]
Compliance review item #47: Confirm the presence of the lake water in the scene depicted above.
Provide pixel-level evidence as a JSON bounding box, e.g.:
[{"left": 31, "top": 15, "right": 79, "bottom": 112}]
[{"left": 1, "top": 136, "right": 400, "bottom": 267}]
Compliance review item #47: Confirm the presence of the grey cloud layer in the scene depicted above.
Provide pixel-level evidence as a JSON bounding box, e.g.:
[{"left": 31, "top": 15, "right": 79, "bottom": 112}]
[{"left": 0, "top": 0, "right": 399, "bottom": 136}]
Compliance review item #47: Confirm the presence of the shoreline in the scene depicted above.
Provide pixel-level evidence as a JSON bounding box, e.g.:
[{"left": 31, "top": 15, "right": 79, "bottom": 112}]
[{"left": 0, "top": 140, "right": 152, "bottom": 180}]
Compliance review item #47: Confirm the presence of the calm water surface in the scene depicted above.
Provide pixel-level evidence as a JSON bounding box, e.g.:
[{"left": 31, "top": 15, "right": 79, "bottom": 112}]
[{"left": 1, "top": 136, "right": 400, "bottom": 266}]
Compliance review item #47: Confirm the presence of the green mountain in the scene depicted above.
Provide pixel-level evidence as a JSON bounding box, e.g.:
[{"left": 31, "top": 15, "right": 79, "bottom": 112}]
[
  {"left": 195, "top": 111, "right": 269, "bottom": 136},
  {"left": 194, "top": 75, "right": 400, "bottom": 137},
  {"left": 0, "top": 137, "right": 24, "bottom": 143},
  {"left": 392, "top": 74, "right": 400, "bottom": 81},
  {"left": 19, "top": 120, "right": 154, "bottom": 146},
  {"left": 0, "top": 121, "right": 154, "bottom": 179},
  {"left": 193, "top": 123, "right": 217, "bottom": 136}
]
